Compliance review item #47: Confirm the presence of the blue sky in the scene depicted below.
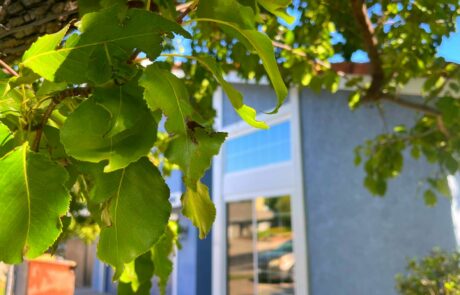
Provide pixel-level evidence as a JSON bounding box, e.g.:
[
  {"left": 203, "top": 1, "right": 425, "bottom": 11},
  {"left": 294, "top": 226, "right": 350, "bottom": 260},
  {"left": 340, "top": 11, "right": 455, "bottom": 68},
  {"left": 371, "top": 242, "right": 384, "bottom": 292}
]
[{"left": 438, "top": 18, "right": 460, "bottom": 64}]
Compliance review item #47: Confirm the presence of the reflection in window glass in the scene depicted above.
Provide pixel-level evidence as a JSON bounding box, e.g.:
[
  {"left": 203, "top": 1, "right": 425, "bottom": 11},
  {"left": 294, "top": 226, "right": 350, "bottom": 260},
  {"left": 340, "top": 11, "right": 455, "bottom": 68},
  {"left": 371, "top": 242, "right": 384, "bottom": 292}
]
[
  {"left": 227, "top": 196, "right": 294, "bottom": 295},
  {"left": 256, "top": 196, "right": 294, "bottom": 295},
  {"left": 227, "top": 201, "right": 254, "bottom": 295},
  {"left": 225, "top": 121, "right": 291, "bottom": 173}
]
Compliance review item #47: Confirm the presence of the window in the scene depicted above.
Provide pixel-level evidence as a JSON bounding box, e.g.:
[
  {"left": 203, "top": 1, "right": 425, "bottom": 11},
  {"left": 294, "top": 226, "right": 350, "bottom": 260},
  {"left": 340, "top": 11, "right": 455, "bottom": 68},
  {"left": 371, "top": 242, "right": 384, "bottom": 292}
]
[
  {"left": 225, "top": 121, "right": 291, "bottom": 173},
  {"left": 227, "top": 196, "right": 295, "bottom": 295},
  {"left": 213, "top": 86, "right": 308, "bottom": 295}
]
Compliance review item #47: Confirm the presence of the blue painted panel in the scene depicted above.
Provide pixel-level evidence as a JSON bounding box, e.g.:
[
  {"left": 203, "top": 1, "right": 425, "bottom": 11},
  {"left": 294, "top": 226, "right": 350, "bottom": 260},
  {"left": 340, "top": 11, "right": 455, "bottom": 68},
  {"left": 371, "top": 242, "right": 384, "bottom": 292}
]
[{"left": 225, "top": 121, "right": 291, "bottom": 173}]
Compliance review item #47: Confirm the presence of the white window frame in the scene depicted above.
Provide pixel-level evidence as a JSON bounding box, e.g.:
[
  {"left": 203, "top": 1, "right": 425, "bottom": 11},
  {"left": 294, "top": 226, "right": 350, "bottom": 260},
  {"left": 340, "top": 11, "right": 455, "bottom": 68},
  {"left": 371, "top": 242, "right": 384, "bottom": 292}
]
[{"left": 212, "top": 85, "right": 309, "bottom": 295}]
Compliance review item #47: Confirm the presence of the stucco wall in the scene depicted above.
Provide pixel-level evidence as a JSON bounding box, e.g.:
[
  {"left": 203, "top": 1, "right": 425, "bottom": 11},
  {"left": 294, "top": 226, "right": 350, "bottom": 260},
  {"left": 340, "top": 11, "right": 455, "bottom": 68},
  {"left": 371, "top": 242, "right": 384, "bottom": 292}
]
[{"left": 299, "top": 88, "right": 456, "bottom": 295}]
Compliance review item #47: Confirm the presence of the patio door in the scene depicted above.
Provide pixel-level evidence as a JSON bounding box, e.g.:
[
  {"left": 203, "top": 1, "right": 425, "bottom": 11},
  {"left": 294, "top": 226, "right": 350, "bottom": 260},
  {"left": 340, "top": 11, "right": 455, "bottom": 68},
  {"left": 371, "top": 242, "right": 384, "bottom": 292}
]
[{"left": 227, "top": 195, "right": 295, "bottom": 295}]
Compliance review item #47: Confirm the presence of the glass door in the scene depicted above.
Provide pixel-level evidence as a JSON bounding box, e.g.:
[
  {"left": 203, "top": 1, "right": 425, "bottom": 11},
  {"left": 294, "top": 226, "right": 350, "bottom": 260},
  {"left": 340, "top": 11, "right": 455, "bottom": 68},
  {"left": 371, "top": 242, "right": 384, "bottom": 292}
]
[{"left": 227, "top": 196, "right": 295, "bottom": 295}]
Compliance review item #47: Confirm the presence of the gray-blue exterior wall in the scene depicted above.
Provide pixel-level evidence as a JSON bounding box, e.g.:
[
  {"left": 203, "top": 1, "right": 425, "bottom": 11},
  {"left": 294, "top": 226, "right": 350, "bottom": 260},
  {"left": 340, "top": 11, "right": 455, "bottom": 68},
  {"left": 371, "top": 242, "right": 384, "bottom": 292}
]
[{"left": 299, "top": 88, "right": 456, "bottom": 295}]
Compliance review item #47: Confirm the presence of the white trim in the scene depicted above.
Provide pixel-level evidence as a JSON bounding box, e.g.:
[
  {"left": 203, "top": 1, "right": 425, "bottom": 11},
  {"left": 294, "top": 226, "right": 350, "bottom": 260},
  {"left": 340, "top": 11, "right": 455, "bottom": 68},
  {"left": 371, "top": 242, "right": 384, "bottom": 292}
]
[
  {"left": 212, "top": 87, "right": 227, "bottom": 295},
  {"left": 290, "top": 87, "right": 309, "bottom": 295},
  {"left": 223, "top": 161, "right": 294, "bottom": 200},
  {"left": 172, "top": 246, "right": 179, "bottom": 295}
]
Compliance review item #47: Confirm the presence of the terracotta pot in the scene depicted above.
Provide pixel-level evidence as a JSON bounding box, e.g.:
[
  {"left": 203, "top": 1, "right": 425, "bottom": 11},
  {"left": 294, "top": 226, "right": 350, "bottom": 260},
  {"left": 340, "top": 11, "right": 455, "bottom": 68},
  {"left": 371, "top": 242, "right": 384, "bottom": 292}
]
[{"left": 26, "top": 259, "right": 76, "bottom": 295}]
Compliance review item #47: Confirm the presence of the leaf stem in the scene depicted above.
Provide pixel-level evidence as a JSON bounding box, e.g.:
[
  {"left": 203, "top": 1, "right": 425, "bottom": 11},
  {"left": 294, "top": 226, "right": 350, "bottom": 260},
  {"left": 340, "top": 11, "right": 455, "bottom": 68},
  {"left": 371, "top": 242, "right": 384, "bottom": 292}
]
[
  {"left": 31, "top": 87, "right": 91, "bottom": 152},
  {"left": 0, "top": 59, "right": 19, "bottom": 77}
]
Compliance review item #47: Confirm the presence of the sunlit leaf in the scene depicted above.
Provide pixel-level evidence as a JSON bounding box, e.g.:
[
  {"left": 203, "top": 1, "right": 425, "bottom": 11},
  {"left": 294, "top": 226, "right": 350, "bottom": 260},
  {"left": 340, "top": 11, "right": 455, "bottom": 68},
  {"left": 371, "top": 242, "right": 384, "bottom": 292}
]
[
  {"left": 61, "top": 84, "right": 157, "bottom": 172},
  {"left": 0, "top": 143, "right": 70, "bottom": 263},
  {"left": 97, "top": 158, "right": 171, "bottom": 276},
  {"left": 182, "top": 181, "right": 216, "bottom": 239}
]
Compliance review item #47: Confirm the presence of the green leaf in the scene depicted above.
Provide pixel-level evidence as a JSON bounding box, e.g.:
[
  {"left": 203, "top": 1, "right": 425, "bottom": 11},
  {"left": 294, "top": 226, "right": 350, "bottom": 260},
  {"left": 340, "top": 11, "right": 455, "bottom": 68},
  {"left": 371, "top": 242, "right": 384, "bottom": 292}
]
[
  {"left": 424, "top": 190, "right": 437, "bottom": 207},
  {"left": 118, "top": 251, "right": 154, "bottom": 295},
  {"left": 97, "top": 158, "right": 171, "bottom": 276},
  {"left": 348, "top": 91, "right": 361, "bottom": 110},
  {"left": 195, "top": 13, "right": 287, "bottom": 112},
  {"left": 197, "top": 0, "right": 256, "bottom": 30},
  {"left": 182, "top": 181, "right": 216, "bottom": 239},
  {"left": 140, "top": 65, "right": 193, "bottom": 134},
  {"left": 258, "top": 0, "right": 295, "bottom": 24},
  {"left": 22, "top": 24, "right": 70, "bottom": 74},
  {"left": 61, "top": 84, "right": 157, "bottom": 172},
  {"left": 0, "top": 143, "right": 70, "bottom": 263},
  {"left": 0, "top": 123, "right": 19, "bottom": 158},
  {"left": 364, "top": 176, "right": 387, "bottom": 196},
  {"left": 22, "top": 7, "right": 190, "bottom": 83},
  {"left": 166, "top": 127, "right": 227, "bottom": 188},
  {"left": 437, "top": 97, "right": 459, "bottom": 125},
  {"left": 0, "top": 80, "right": 22, "bottom": 118},
  {"left": 152, "top": 223, "right": 176, "bottom": 295},
  {"left": 43, "top": 126, "right": 67, "bottom": 160},
  {"left": 192, "top": 55, "right": 269, "bottom": 129},
  {"left": 0, "top": 122, "right": 12, "bottom": 147},
  {"left": 78, "top": 0, "right": 126, "bottom": 16}
]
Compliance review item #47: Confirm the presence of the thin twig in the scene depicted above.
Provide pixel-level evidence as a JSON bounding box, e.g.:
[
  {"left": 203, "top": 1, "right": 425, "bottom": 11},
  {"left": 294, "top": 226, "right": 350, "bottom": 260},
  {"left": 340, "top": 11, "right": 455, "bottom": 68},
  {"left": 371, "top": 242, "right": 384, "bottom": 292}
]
[
  {"left": 32, "top": 87, "right": 91, "bottom": 152},
  {"left": 128, "top": 49, "right": 141, "bottom": 64},
  {"left": 0, "top": 58, "right": 18, "bottom": 76},
  {"left": 176, "top": 1, "right": 198, "bottom": 23}
]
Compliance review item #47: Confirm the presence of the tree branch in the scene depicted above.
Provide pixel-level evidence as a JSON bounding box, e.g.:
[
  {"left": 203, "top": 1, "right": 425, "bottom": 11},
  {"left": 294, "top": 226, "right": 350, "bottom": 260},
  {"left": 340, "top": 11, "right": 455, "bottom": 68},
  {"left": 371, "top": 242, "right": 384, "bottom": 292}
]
[
  {"left": 32, "top": 87, "right": 91, "bottom": 152},
  {"left": 0, "top": 58, "right": 18, "bottom": 76},
  {"left": 0, "top": 9, "right": 78, "bottom": 40},
  {"left": 380, "top": 95, "right": 440, "bottom": 117},
  {"left": 272, "top": 40, "right": 442, "bottom": 118},
  {"left": 350, "top": 0, "right": 384, "bottom": 100}
]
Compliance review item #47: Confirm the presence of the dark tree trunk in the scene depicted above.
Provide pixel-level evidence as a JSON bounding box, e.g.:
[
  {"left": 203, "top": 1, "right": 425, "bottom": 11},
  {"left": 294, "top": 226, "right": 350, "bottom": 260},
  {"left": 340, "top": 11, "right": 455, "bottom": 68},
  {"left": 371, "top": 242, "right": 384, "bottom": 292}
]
[{"left": 0, "top": 0, "right": 78, "bottom": 63}]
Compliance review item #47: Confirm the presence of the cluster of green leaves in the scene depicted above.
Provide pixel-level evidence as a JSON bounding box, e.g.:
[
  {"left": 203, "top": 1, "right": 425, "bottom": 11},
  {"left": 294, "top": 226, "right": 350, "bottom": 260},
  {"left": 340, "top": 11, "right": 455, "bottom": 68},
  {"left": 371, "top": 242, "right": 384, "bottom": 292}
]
[
  {"left": 191, "top": 0, "right": 460, "bottom": 205},
  {"left": 354, "top": 115, "right": 456, "bottom": 206},
  {"left": 396, "top": 249, "right": 460, "bottom": 295},
  {"left": 0, "top": 0, "right": 288, "bottom": 293}
]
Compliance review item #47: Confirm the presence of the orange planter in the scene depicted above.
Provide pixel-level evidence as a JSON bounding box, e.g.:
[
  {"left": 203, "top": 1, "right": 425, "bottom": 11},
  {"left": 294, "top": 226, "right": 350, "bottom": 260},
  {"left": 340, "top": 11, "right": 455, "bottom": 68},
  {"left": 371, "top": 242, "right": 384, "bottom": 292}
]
[{"left": 26, "top": 259, "right": 76, "bottom": 295}]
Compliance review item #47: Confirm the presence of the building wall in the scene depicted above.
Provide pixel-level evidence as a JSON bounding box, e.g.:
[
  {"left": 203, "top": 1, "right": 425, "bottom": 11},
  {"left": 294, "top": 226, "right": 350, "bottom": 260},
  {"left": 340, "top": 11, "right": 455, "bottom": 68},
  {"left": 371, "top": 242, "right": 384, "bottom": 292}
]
[{"left": 299, "top": 89, "right": 456, "bottom": 295}]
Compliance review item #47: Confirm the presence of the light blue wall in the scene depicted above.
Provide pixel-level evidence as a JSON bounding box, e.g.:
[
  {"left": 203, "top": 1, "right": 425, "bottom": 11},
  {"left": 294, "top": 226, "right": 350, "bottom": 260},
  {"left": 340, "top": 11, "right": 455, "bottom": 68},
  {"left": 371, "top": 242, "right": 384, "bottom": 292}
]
[
  {"left": 299, "top": 89, "right": 456, "bottom": 295},
  {"left": 166, "top": 169, "right": 182, "bottom": 193}
]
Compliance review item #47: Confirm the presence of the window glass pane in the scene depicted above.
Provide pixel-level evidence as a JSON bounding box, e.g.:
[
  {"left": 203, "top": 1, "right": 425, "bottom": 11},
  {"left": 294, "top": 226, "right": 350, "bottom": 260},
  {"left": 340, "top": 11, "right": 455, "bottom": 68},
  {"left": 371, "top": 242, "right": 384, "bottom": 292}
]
[
  {"left": 256, "top": 196, "right": 294, "bottom": 295},
  {"left": 227, "top": 201, "right": 255, "bottom": 295},
  {"left": 225, "top": 121, "right": 291, "bottom": 173}
]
